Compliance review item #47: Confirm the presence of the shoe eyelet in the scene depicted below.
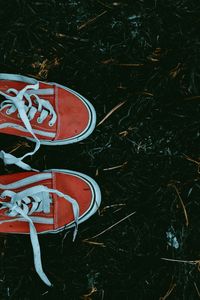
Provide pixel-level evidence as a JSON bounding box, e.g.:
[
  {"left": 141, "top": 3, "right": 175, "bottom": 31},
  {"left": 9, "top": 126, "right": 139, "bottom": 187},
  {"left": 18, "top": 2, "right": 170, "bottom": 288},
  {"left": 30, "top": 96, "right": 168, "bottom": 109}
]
[
  {"left": 37, "top": 117, "right": 43, "bottom": 124},
  {"left": 6, "top": 109, "right": 11, "bottom": 115}
]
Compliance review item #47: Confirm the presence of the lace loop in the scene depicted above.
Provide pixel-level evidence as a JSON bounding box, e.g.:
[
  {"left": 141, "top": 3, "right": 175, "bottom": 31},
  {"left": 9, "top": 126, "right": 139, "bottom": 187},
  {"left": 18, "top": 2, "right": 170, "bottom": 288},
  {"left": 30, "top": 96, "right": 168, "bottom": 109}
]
[
  {"left": 0, "top": 83, "right": 57, "bottom": 170},
  {"left": 0, "top": 185, "right": 80, "bottom": 286}
]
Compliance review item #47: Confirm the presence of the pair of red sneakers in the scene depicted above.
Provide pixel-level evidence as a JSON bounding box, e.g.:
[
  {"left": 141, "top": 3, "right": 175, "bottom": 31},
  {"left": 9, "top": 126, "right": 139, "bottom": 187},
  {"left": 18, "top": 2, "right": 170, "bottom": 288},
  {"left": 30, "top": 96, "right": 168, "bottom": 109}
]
[{"left": 0, "top": 74, "right": 101, "bottom": 286}]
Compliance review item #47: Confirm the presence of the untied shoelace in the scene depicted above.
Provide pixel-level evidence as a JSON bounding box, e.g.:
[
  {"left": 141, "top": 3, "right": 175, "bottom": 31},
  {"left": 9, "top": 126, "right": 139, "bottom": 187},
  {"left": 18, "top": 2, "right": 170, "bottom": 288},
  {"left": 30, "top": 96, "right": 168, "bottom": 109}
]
[
  {"left": 0, "top": 82, "right": 57, "bottom": 170},
  {"left": 0, "top": 184, "right": 79, "bottom": 286}
]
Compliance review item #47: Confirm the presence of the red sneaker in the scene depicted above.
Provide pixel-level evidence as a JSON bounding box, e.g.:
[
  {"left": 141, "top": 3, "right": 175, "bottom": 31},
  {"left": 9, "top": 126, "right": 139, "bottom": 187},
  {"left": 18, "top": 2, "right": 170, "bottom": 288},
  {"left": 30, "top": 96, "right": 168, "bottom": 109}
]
[
  {"left": 0, "top": 169, "right": 101, "bottom": 286},
  {"left": 0, "top": 73, "right": 96, "bottom": 170}
]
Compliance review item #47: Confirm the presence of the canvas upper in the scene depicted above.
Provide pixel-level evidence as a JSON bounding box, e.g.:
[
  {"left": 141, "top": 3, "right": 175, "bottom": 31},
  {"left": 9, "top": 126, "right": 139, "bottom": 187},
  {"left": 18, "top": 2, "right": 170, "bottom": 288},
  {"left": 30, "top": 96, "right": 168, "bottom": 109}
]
[
  {"left": 0, "top": 169, "right": 101, "bottom": 286},
  {"left": 0, "top": 73, "right": 96, "bottom": 169}
]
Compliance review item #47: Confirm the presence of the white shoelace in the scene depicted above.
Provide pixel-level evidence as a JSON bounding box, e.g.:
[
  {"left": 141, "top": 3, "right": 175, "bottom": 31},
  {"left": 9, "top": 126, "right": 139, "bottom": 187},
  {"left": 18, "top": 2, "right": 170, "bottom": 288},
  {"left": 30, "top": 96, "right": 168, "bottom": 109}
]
[
  {"left": 0, "top": 82, "right": 57, "bottom": 170},
  {"left": 0, "top": 185, "right": 79, "bottom": 286}
]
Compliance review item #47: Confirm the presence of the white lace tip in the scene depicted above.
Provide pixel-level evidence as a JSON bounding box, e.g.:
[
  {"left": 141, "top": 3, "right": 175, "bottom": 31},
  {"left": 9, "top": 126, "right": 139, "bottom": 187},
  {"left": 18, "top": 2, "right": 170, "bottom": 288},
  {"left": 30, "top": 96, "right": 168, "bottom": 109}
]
[
  {"left": 45, "top": 279, "right": 52, "bottom": 287},
  {"left": 37, "top": 267, "right": 52, "bottom": 287},
  {"left": 72, "top": 225, "right": 78, "bottom": 242}
]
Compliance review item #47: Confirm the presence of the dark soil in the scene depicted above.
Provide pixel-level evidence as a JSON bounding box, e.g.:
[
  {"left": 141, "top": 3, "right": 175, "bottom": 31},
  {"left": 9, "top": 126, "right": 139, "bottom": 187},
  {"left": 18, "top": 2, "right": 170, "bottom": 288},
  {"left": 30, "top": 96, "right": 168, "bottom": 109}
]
[{"left": 0, "top": 0, "right": 200, "bottom": 299}]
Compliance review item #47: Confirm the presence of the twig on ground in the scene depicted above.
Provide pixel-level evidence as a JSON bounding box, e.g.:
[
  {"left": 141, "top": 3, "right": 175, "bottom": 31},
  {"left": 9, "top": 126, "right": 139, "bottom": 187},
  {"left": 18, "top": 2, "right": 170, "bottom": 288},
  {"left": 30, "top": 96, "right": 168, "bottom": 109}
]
[
  {"left": 9, "top": 142, "right": 31, "bottom": 154},
  {"left": 97, "top": 101, "right": 126, "bottom": 126},
  {"left": 119, "top": 130, "right": 129, "bottom": 137},
  {"left": 161, "top": 257, "right": 200, "bottom": 270},
  {"left": 81, "top": 287, "right": 97, "bottom": 300},
  {"left": 169, "top": 63, "right": 182, "bottom": 78},
  {"left": 194, "top": 282, "right": 200, "bottom": 298},
  {"left": 78, "top": 11, "right": 107, "bottom": 30},
  {"left": 136, "top": 91, "right": 154, "bottom": 97},
  {"left": 184, "top": 96, "right": 200, "bottom": 101},
  {"left": 184, "top": 154, "right": 200, "bottom": 174},
  {"left": 84, "top": 211, "right": 136, "bottom": 241},
  {"left": 114, "top": 63, "right": 144, "bottom": 67},
  {"left": 103, "top": 161, "right": 128, "bottom": 171},
  {"left": 159, "top": 281, "right": 176, "bottom": 300},
  {"left": 83, "top": 240, "right": 105, "bottom": 247},
  {"left": 100, "top": 59, "right": 144, "bottom": 67},
  {"left": 96, "top": 0, "right": 113, "bottom": 9},
  {"left": 168, "top": 183, "right": 189, "bottom": 227},
  {"left": 101, "top": 203, "right": 126, "bottom": 214}
]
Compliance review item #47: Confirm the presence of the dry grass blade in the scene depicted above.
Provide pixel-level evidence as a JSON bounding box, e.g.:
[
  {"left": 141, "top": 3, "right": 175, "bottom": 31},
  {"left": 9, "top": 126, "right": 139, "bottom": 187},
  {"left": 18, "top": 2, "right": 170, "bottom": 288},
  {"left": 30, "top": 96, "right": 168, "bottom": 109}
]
[
  {"left": 194, "top": 282, "right": 200, "bottom": 298},
  {"left": 100, "top": 60, "right": 144, "bottom": 67},
  {"left": 161, "top": 257, "right": 200, "bottom": 267},
  {"left": 136, "top": 91, "right": 154, "bottom": 97},
  {"left": 9, "top": 142, "right": 31, "bottom": 154},
  {"left": 81, "top": 287, "right": 98, "bottom": 300},
  {"left": 115, "top": 63, "right": 144, "bottom": 67},
  {"left": 78, "top": 11, "right": 107, "bottom": 30},
  {"left": 101, "top": 204, "right": 126, "bottom": 213},
  {"left": 184, "top": 96, "right": 200, "bottom": 101},
  {"left": 169, "top": 63, "right": 182, "bottom": 78},
  {"left": 118, "top": 130, "right": 129, "bottom": 137},
  {"left": 103, "top": 161, "right": 128, "bottom": 171},
  {"left": 159, "top": 282, "right": 176, "bottom": 300},
  {"left": 84, "top": 211, "right": 136, "bottom": 241},
  {"left": 168, "top": 183, "right": 189, "bottom": 227},
  {"left": 83, "top": 240, "right": 105, "bottom": 247},
  {"left": 101, "top": 58, "right": 115, "bottom": 64},
  {"left": 96, "top": 0, "right": 113, "bottom": 9},
  {"left": 97, "top": 101, "right": 126, "bottom": 126},
  {"left": 184, "top": 154, "right": 200, "bottom": 174}
]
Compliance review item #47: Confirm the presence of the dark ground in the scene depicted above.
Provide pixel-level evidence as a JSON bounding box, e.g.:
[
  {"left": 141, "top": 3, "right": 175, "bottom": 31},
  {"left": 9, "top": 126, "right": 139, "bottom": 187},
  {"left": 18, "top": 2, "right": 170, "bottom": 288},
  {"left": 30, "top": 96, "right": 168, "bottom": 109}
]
[{"left": 0, "top": 0, "right": 200, "bottom": 299}]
